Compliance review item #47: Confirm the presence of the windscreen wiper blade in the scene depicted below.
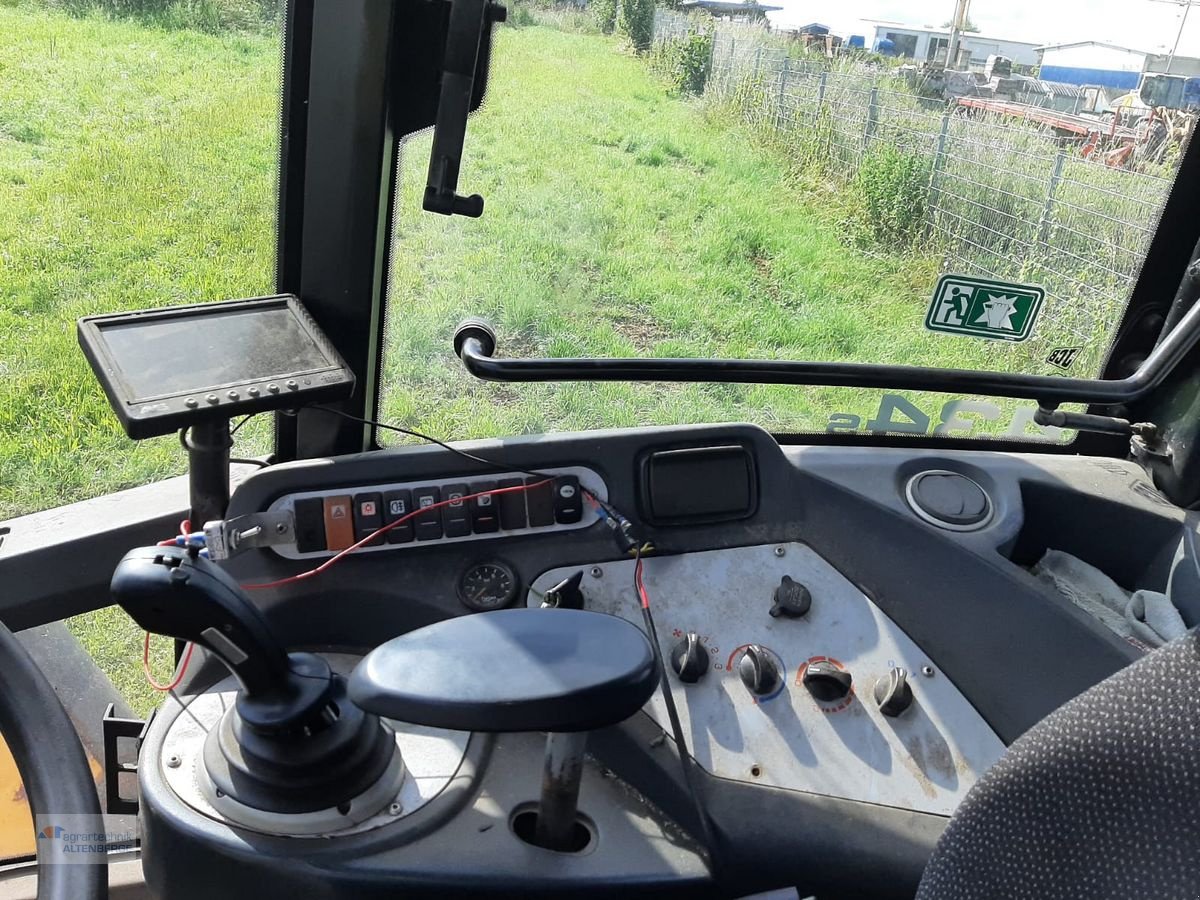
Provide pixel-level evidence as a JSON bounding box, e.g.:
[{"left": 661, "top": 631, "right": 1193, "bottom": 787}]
[{"left": 452, "top": 301, "right": 1200, "bottom": 410}]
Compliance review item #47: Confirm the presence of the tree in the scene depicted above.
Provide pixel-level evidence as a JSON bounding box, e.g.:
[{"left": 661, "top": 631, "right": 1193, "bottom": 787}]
[{"left": 941, "top": 17, "right": 981, "bottom": 32}]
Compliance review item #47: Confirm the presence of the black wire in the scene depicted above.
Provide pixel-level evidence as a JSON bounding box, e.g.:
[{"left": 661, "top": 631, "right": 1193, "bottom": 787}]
[
  {"left": 229, "top": 415, "right": 255, "bottom": 437},
  {"left": 230, "top": 457, "right": 270, "bottom": 469},
  {"left": 308, "top": 406, "right": 619, "bottom": 514},
  {"left": 634, "top": 549, "right": 723, "bottom": 878}
]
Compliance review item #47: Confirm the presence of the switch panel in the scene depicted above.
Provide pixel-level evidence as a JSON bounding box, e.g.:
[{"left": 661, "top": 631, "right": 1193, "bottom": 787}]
[
  {"left": 267, "top": 467, "right": 607, "bottom": 559},
  {"left": 529, "top": 544, "right": 1005, "bottom": 817}
]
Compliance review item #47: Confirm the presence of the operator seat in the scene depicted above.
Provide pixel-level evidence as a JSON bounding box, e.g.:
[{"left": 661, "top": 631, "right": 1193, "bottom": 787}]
[{"left": 917, "top": 628, "right": 1200, "bottom": 899}]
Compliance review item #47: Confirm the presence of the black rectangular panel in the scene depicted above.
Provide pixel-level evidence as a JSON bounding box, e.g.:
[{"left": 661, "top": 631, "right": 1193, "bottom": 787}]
[{"left": 641, "top": 445, "right": 757, "bottom": 524}]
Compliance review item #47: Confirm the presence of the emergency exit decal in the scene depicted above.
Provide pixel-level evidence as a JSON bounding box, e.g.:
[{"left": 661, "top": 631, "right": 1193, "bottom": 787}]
[{"left": 925, "top": 274, "right": 1045, "bottom": 342}]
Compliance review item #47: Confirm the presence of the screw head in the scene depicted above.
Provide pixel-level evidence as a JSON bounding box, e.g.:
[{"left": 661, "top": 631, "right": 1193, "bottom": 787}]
[
  {"left": 166, "top": 755, "right": 181, "bottom": 768},
  {"left": 590, "top": 567, "right": 603, "bottom": 578},
  {"left": 921, "top": 665, "right": 936, "bottom": 678},
  {"left": 774, "top": 547, "right": 786, "bottom": 557},
  {"left": 388, "top": 801, "right": 403, "bottom": 816},
  {"left": 275, "top": 522, "right": 288, "bottom": 534}
]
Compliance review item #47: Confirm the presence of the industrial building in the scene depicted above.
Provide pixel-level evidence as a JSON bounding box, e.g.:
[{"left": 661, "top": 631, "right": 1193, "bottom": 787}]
[
  {"left": 866, "top": 21, "right": 1041, "bottom": 68},
  {"left": 1037, "top": 41, "right": 1200, "bottom": 89}
]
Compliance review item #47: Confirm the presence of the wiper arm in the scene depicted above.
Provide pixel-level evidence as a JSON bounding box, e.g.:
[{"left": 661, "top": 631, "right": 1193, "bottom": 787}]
[{"left": 453, "top": 301, "right": 1200, "bottom": 410}]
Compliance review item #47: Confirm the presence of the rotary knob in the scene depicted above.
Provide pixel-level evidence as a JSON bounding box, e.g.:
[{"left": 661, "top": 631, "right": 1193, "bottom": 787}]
[
  {"left": 874, "top": 667, "right": 914, "bottom": 717},
  {"left": 669, "top": 632, "right": 710, "bottom": 684},
  {"left": 737, "top": 645, "right": 782, "bottom": 696},
  {"left": 803, "top": 660, "right": 853, "bottom": 702}
]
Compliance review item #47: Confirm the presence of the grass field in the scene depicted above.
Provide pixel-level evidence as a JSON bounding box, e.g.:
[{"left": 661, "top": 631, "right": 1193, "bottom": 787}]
[
  {"left": 0, "top": 8, "right": 1068, "bottom": 711},
  {"left": 380, "top": 25, "right": 1066, "bottom": 444},
  {"left": 0, "top": 4, "right": 280, "bottom": 712},
  {"left": 0, "top": 4, "right": 279, "bottom": 522}
]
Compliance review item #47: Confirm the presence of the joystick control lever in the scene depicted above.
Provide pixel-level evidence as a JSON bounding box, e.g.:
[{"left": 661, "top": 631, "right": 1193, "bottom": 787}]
[
  {"left": 111, "top": 545, "right": 338, "bottom": 734},
  {"left": 111, "top": 546, "right": 402, "bottom": 827},
  {"left": 112, "top": 545, "right": 290, "bottom": 699}
]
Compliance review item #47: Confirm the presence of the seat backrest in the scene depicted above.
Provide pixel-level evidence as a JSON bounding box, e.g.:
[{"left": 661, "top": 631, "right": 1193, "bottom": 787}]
[{"left": 917, "top": 629, "right": 1200, "bottom": 900}]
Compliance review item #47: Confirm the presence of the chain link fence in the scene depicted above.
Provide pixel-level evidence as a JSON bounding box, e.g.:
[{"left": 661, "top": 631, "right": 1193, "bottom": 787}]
[{"left": 655, "top": 11, "right": 1176, "bottom": 370}]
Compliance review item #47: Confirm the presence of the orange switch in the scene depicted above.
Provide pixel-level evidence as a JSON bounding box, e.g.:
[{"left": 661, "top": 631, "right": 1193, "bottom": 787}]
[{"left": 323, "top": 495, "right": 355, "bottom": 551}]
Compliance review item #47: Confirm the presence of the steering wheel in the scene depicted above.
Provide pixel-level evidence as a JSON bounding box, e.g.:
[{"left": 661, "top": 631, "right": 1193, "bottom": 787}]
[{"left": 0, "top": 620, "right": 107, "bottom": 900}]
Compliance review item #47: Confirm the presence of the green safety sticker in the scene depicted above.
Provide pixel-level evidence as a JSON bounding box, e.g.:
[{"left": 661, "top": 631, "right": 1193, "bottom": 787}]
[{"left": 925, "top": 275, "right": 1045, "bottom": 342}]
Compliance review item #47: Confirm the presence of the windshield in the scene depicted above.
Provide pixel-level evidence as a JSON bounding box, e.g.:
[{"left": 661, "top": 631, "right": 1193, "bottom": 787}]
[{"left": 382, "top": 0, "right": 1193, "bottom": 444}]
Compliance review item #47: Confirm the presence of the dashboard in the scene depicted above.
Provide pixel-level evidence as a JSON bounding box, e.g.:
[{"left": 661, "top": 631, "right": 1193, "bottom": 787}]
[{"left": 140, "top": 423, "right": 1186, "bottom": 899}]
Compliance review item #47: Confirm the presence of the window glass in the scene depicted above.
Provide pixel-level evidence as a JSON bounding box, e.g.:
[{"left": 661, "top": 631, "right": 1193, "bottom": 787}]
[
  {"left": 0, "top": 0, "right": 281, "bottom": 520},
  {"left": 382, "top": 1, "right": 1190, "bottom": 446}
]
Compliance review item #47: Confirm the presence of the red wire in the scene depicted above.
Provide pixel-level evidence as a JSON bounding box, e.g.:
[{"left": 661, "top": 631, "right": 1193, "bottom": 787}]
[
  {"left": 146, "top": 519, "right": 199, "bottom": 688},
  {"left": 157, "top": 518, "right": 194, "bottom": 547},
  {"left": 634, "top": 554, "right": 650, "bottom": 609},
  {"left": 242, "top": 480, "right": 554, "bottom": 591},
  {"left": 143, "top": 632, "right": 195, "bottom": 692}
]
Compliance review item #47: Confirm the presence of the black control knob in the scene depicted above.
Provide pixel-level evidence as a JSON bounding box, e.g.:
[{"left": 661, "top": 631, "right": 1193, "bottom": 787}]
[
  {"left": 771, "top": 576, "right": 812, "bottom": 619},
  {"left": 737, "top": 645, "right": 782, "bottom": 696},
  {"left": 669, "top": 632, "right": 710, "bottom": 684},
  {"left": 803, "top": 660, "right": 853, "bottom": 702},
  {"left": 874, "top": 667, "right": 914, "bottom": 718}
]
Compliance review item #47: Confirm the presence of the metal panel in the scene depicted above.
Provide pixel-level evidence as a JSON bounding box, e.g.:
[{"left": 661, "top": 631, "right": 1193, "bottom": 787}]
[{"left": 530, "top": 545, "right": 1006, "bottom": 816}]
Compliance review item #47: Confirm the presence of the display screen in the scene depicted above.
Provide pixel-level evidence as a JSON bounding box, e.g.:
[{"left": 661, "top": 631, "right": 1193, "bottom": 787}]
[{"left": 99, "top": 305, "right": 335, "bottom": 401}]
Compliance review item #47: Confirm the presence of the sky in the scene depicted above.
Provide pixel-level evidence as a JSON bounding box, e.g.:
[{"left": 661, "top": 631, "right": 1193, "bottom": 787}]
[{"left": 766, "top": 0, "right": 1200, "bottom": 56}]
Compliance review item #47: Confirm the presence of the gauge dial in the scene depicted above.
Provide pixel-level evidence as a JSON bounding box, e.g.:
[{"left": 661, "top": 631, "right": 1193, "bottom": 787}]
[{"left": 458, "top": 561, "right": 519, "bottom": 612}]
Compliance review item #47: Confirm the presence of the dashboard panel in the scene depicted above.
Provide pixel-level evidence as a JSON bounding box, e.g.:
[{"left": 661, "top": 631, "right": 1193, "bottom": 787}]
[{"left": 191, "top": 423, "right": 1185, "bottom": 897}]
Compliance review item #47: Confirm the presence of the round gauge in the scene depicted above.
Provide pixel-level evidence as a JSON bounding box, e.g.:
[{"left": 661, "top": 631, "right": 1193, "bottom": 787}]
[{"left": 458, "top": 561, "right": 519, "bottom": 612}]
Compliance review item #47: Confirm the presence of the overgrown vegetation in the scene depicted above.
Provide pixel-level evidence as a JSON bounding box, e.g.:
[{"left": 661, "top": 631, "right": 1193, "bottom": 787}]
[
  {"left": 0, "top": 6, "right": 278, "bottom": 520},
  {"left": 618, "top": 0, "right": 653, "bottom": 51},
  {"left": 592, "top": 0, "right": 615, "bottom": 34},
  {"left": 845, "top": 145, "right": 931, "bottom": 248},
  {"left": 651, "top": 26, "right": 713, "bottom": 94},
  {"left": 679, "top": 16, "right": 1174, "bottom": 375}
]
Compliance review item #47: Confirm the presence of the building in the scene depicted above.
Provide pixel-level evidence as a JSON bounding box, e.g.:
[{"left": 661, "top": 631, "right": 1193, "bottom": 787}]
[
  {"left": 1037, "top": 41, "right": 1200, "bottom": 87},
  {"left": 678, "top": 0, "right": 781, "bottom": 22},
  {"left": 865, "top": 21, "right": 1041, "bottom": 68}
]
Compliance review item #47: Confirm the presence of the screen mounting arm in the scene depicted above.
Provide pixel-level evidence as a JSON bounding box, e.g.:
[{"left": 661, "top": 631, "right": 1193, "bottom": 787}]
[{"left": 423, "top": 0, "right": 506, "bottom": 218}]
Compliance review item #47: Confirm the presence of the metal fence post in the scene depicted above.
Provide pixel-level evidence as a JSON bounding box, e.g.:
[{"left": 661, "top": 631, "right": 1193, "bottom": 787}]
[
  {"left": 777, "top": 57, "right": 790, "bottom": 126},
  {"left": 1038, "top": 150, "right": 1068, "bottom": 248},
  {"left": 817, "top": 70, "right": 828, "bottom": 112},
  {"left": 753, "top": 46, "right": 762, "bottom": 80},
  {"left": 925, "top": 111, "right": 952, "bottom": 239},
  {"left": 704, "top": 30, "right": 716, "bottom": 95},
  {"left": 864, "top": 85, "right": 880, "bottom": 148}
]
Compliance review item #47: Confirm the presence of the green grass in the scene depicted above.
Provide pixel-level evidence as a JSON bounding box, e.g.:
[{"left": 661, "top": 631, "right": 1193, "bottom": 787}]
[
  {"left": 379, "top": 25, "right": 1064, "bottom": 444},
  {"left": 0, "top": 4, "right": 279, "bottom": 712},
  {"left": 0, "top": 5, "right": 279, "bottom": 521}
]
